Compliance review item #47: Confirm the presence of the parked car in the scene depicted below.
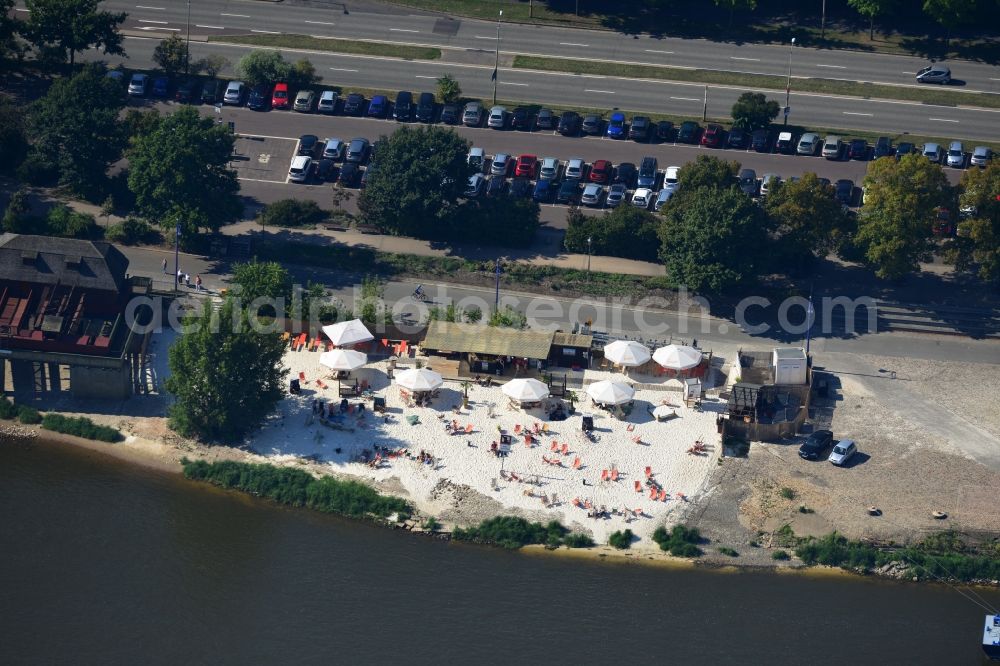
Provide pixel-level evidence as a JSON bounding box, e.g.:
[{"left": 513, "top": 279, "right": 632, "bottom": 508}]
[
  {"left": 677, "top": 121, "right": 700, "bottom": 144},
  {"left": 514, "top": 154, "right": 537, "bottom": 178},
  {"left": 582, "top": 114, "right": 603, "bottom": 135},
  {"left": 532, "top": 179, "right": 553, "bottom": 202},
  {"left": 922, "top": 142, "right": 943, "bottom": 163},
  {"left": 271, "top": 83, "right": 291, "bottom": 110},
  {"left": 485, "top": 175, "right": 507, "bottom": 197},
  {"left": 416, "top": 92, "right": 436, "bottom": 122},
  {"left": 322, "top": 138, "right": 346, "bottom": 161},
  {"left": 512, "top": 107, "right": 532, "bottom": 131},
  {"left": 796, "top": 132, "right": 821, "bottom": 156},
  {"left": 317, "top": 90, "right": 338, "bottom": 114},
  {"left": 557, "top": 179, "right": 581, "bottom": 204},
  {"left": 916, "top": 64, "right": 950, "bottom": 84},
  {"left": 628, "top": 116, "right": 651, "bottom": 141},
  {"left": 440, "top": 103, "right": 459, "bottom": 124},
  {"left": 654, "top": 189, "right": 674, "bottom": 211},
  {"left": 849, "top": 138, "right": 868, "bottom": 160},
  {"left": 491, "top": 153, "right": 512, "bottom": 176},
  {"left": 726, "top": 127, "right": 748, "bottom": 149},
  {"left": 539, "top": 157, "right": 561, "bottom": 181},
  {"left": 247, "top": 84, "right": 271, "bottom": 110},
  {"left": 589, "top": 159, "right": 612, "bottom": 184},
  {"left": 565, "top": 158, "right": 585, "bottom": 181},
  {"left": 700, "top": 123, "right": 724, "bottom": 148},
  {"left": 822, "top": 135, "right": 843, "bottom": 159},
  {"left": 946, "top": 141, "right": 965, "bottom": 168},
  {"left": 606, "top": 112, "right": 627, "bottom": 139},
  {"left": 750, "top": 129, "right": 771, "bottom": 152},
  {"left": 297, "top": 134, "right": 320, "bottom": 157},
  {"left": 465, "top": 174, "right": 486, "bottom": 197},
  {"left": 487, "top": 105, "right": 507, "bottom": 129},
  {"left": 339, "top": 162, "right": 361, "bottom": 187},
  {"left": 509, "top": 177, "right": 532, "bottom": 198},
  {"left": 293, "top": 89, "right": 315, "bottom": 112},
  {"left": 776, "top": 131, "right": 796, "bottom": 154},
  {"left": 738, "top": 168, "right": 758, "bottom": 196},
  {"left": 368, "top": 95, "right": 389, "bottom": 118},
  {"left": 127, "top": 73, "right": 148, "bottom": 96},
  {"left": 288, "top": 155, "right": 312, "bottom": 183},
  {"left": 759, "top": 173, "right": 780, "bottom": 197},
  {"left": 200, "top": 79, "right": 225, "bottom": 105},
  {"left": 873, "top": 136, "right": 893, "bottom": 159},
  {"left": 105, "top": 70, "right": 125, "bottom": 84},
  {"left": 895, "top": 142, "right": 915, "bottom": 159},
  {"left": 174, "top": 79, "right": 200, "bottom": 103},
  {"left": 462, "top": 101, "right": 483, "bottom": 126},
  {"left": 581, "top": 184, "right": 604, "bottom": 207},
  {"left": 558, "top": 111, "right": 582, "bottom": 136},
  {"left": 313, "top": 158, "right": 336, "bottom": 182},
  {"left": 970, "top": 146, "right": 993, "bottom": 167},
  {"left": 394, "top": 91, "right": 414, "bottom": 121},
  {"left": 828, "top": 439, "right": 857, "bottom": 466},
  {"left": 606, "top": 183, "right": 627, "bottom": 208},
  {"left": 467, "top": 147, "right": 485, "bottom": 172},
  {"left": 835, "top": 179, "right": 854, "bottom": 205},
  {"left": 637, "top": 156, "right": 658, "bottom": 189},
  {"left": 343, "top": 92, "right": 365, "bottom": 115},
  {"left": 224, "top": 81, "right": 246, "bottom": 105},
  {"left": 656, "top": 121, "right": 675, "bottom": 143},
  {"left": 151, "top": 76, "right": 169, "bottom": 97},
  {"left": 345, "top": 137, "right": 370, "bottom": 163},
  {"left": 631, "top": 188, "right": 653, "bottom": 209},
  {"left": 798, "top": 430, "right": 834, "bottom": 460},
  {"left": 662, "top": 166, "right": 680, "bottom": 194},
  {"left": 614, "top": 162, "right": 637, "bottom": 188},
  {"left": 535, "top": 108, "right": 556, "bottom": 130}
]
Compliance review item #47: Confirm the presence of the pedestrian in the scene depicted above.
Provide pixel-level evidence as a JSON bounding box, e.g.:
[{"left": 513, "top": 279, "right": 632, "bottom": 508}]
[
  {"left": 195, "top": 275, "right": 202, "bottom": 292},
  {"left": 185, "top": 273, "right": 191, "bottom": 288},
  {"left": 161, "top": 258, "right": 168, "bottom": 274}
]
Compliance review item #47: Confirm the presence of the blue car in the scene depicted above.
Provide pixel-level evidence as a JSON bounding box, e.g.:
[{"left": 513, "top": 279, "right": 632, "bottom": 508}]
[
  {"left": 606, "top": 112, "right": 626, "bottom": 139},
  {"left": 532, "top": 179, "right": 553, "bottom": 202},
  {"left": 367, "top": 95, "right": 389, "bottom": 118},
  {"left": 152, "top": 76, "right": 169, "bottom": 97}
]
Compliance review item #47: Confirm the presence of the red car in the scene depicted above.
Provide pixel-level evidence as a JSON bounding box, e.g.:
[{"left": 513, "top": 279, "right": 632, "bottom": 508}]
[
  {"left": 589, "top": 159, "right": 612, "bottom": 183},
  {"left": 700, "top": 123, "right": 725, "bottom": 147},
  {"left": 515, "top": 154, "right": 537, "bottom": 178},
  {"left": 271, "top": 82, "right": 290, "bottom": 110}
]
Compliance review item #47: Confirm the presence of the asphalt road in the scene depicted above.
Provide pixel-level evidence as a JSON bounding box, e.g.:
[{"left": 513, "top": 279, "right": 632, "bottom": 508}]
[{"left": 68, "top": 0, "right": 1000, "bottom": 93}]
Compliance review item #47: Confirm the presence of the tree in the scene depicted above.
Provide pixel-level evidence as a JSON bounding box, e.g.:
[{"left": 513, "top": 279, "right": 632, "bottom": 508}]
[
  {"left": 0, "top": 96, "right": 28, "bottom": 174},
  {"left": 287, "top": 58, "right": 318, "bottom": 89},
  {"left": 165, "top": 298, "right": 287, "bottom": 442},
  {"left": 29, "top": 64, "right": 125, "bottom": 198},
  {"left": 0, "top": 0, "right": 23, "bottom": 67},
  {"left": 947, "top": 161, "right": 1000, "bottom": 283},
  {"left": 564, "top": 206, "right": 660, "bottom": 262},
  {"left": 153, "top": 34, "right": 188, "bottom": 79},
  {"left": 848, "top": 0, "right": 895, "bottom": 40},
  {"left": 676, "top": 154, "right": 741, "bottom": 193},
  {"left": 855, "top": 153, "right": 950, "bottom": 279},
  {"left": 489, "top": 305, "right": 527, "bottom": 329},
  {"left": 1, "top": 187, "right": 30, "bottom": 231},
  {"left": 358, "top": 126, "right": 471, "bottom": 239},
  {"left": 457, "top": 196, "right": 540, "bottom": 247},
  {"left": 100, "top": 194, "right": 115, "bottom": 225},
  {"left": 231, "top": 260, "right": 292, "bottom": 317},
  {"left": 764, "top": 172, "right": 850, "bottom": 270},
  {"left": 236, "top": 49, "right": 290, "bottom": 87},
  {"left": 658, "top": 186, "right": 773, "bottom": 293},
  {"left": 127, "top": 106, "right": 241, "bottom": 243},
  {"left": 23, "top": 0, "right": 126, "bottom": 68},
  {"left": 922, "top": 0, "right": 976, "bottom": 45},
  {"left": 197, "top": 53, "right": 229, "bottom": 79},
  {"left": 258, "top": 199, "right": 328, "bottom": 228},
  {"left": 437, "top": 73, "right": 462, "bottom": 104},
  {"left": 714, "top": 0, "right": 757, "bottom": 28},
  {"left": 730, "top": 91, "right": 780, "bottom": 131}
]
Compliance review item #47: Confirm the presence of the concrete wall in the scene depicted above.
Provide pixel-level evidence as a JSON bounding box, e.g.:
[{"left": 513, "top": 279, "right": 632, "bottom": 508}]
[{"left": 69, "top": 364, "right": 131, "bottom": 400}]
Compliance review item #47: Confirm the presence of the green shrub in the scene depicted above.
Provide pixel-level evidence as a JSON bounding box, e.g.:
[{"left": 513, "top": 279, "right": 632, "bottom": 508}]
[
  {"left": 718, "top": 547, "right": 739, "bottom": 557},
  {"left": 772, "top": 550, "right": 791, "bottom": 561},
  {"left": 41, "top": 413, "right": 122, "bottom": 442},
  {"left": 0, "top": 396, "right": 17, "bottom": 419},
  {"left": 16, "top": 152, "right": 59, "bottom": 186},
  {"left": 259, "top": 199, "right": 328, "bottom": 228},
  {"left": 779, "top": 487, "right": 796, "bottom": 500},
  {"left": 422, "top": 517, "right": 440, "bottom": 531},
  {"left": 563, "top": 532, "right": 595, "bottom": 548},
  {"left": 105, "top": 217, "right": 160, "bottom": 245},
  {"left": 608, "top": 529, "right": 634, "bottom": 549},
  {"left": 16, "top": 405, "right": 42, "bottom": 424},
  {"left": 452, "top": 516, "right": 573, "bottom": 550},
  {"left": 651, "top": 524, "right": 704, "bottom": 557},
  {"left": 45, "top": 205, "right": 102, "bottom": 239}
]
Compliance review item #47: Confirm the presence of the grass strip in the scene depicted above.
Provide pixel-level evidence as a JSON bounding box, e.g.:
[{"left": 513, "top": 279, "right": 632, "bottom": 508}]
[
  {"left": 211, "top": 34, "right": 441, "bottom": 60},
  {"left": 513, "top": 55, "right": 1000, "bottom": 111}
]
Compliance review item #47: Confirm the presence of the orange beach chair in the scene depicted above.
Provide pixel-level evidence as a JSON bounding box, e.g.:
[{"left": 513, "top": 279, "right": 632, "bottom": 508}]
[{"left": 634, "top": 480, "right": 642, "bottom": 493}]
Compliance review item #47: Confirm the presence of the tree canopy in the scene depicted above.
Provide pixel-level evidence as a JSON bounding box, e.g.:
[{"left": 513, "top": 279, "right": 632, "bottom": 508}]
[
  {"left": 153, "top": 34, "right": 188, "bottom": 79},
  {"left": 23, "top": 0, "right": 126, "bottom": 67},
  {"left": 359, "top": 126, "right": 471, "bottom": 240},
  {"left": 948, "top": 161, "right": 1000, "bottom": 283},
  {"left": 28, "top": 64, "right": 125, "bottom": 198},
  {"left": 437, "top": 73, "right": 462, "bottom": 104},
  {"left": 0, "top": 96, "right": 27, "bottom": 175},
  {"left": 676, "top": 154, "right": 740, "bottom": 193},
  {"left": 457, "top": 195, "right": 540, "bottom": 248},
  {"left": 231, "top": 260, "right": 293, "bottom": 317},
  {"left": 564, "top": 206, "right": 660, "bottom": 262},
  {"left": 848, "top": 0, "right": 896, "bottom": 39},
  {"left": 765, "top": 172, "right": 850, "bottom": 270},
  {"left": 730, "top": 91, "right": 779, "bottom": 131},
  {"left": 165, "top": 298, "right": 287, "bottom": 442},
  {"left": 236, "top": 49, "right": 289, "bottom": 87},
  {"left": 127, "top": 105, "right": 241, "bottom": 243},
  {"left": 658, "top": 186, "right": 772, "bottom": 293},
  {"left": 856, "top": 152, "right": 950, "bottom": 279}
]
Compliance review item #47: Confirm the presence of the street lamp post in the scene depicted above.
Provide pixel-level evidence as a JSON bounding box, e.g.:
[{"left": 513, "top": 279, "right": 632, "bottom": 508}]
[
  {"left": 586, "top": 236, "right": 592, "bottom": 282},
  {"left": 185, "top": 0, "right": 192, "bottom": 76},
  {"left": 492, "top": 10, "right": 502, "bottom": 106},
  {"left": 784, "top": 37, "right": 796, "bottom": 125}
]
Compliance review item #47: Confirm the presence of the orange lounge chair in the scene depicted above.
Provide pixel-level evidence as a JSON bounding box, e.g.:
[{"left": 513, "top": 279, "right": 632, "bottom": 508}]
[
  {"left": 632, "top": 435, "right": 642, "bottom": 444},
  {"left": 649, "top": 488, "right": 658, "bottom": 499},
  {"left": 316, "top": 379, "right": 328, "bottom": 389},
  {"left": 645, "top": 466, "right": 652, "bottom": 478},
  {"left": 464, "top": 424, "right": 473, "bottom": 434},
  {"left": 514, "top": 424, "right": 522, "bottom": 435},
  {"left": 611, "top": 469, "right": 619, "bottom": 481},
  {"left": 572, "top": 457, "right": 581, "bottom": 469},
  {"left": 550, "top": 441, "right": 559, "bottom": 452},
  {"left": 601, "top": 469, "right": 609, "bottom": 481},
  {"left": 659, "top": 490, "right": 667, "bottom": 502},
  {"left": 634, "top": 480, "right": 642, "bottom": 493},
  {"left": 524, "top": 437, "right": 532, "bottom": 448},
  {"left": 542, "top": 456, "right": 550, "bottom": 465},
  {"left": 584, "top": 500, "right": 593, "bottom": 509},
  {"left": 560, "top": 443, "right": 569, "bottom": 455},
  {"left": 627, "top": 423, "right": 635, "bottom": 432},
  {"left": 551, "top": 459, "right": 562, "bottom": 467},
  {"left": 572, "top": 498, "right": 582, "bottom": 507}
]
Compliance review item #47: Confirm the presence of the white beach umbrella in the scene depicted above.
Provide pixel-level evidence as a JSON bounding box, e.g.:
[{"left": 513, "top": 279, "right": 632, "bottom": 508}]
[
  {"left": 602, "top": 340, "right": 651, "bottom": 367},
  {"left": 652, "top": 344, "right": 703, "bottom": 371},
  {"left": 395, "top": 368, "right": 443, "bottom": 392},
  {"left": 320, "top": 349, "right": 367, "bottom": 372},
  {"left": 652, "top": 404, "right": 677, "bottom": 421},
  {"left": 501, "top": 378, "right": 550, "bottom": 402},
  {"left": 586, "top": 380, "right": 635, "bottom": 406},
  {"left": 322, "top": 319, "right": 374, "bottom": 347}
]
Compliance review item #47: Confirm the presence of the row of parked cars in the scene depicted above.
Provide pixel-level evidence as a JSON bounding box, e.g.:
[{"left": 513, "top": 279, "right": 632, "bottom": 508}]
[{"left": 288, "top": 135, "right": 373, "bottom": 186}]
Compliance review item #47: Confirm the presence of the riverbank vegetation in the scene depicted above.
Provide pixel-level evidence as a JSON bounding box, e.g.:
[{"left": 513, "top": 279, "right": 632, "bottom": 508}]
[
  {"left": 608, "top": 529, "right": 634, "bottom": 550},
  {"left": 652, "top": 525, "right": 704, "bottom": 557},
  {"left": 41, "top": 414, "right": 122, "bottom": 442},
  {"left": 181, "top": 459, "right": 412, "bottom": 520},
  {"left": 452, "top": 516, "right": 593, "bottom": 550}
]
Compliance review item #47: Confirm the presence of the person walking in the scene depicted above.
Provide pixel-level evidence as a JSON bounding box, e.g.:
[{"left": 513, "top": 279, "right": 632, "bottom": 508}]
[
  {"left": 195, "top": 275, "right": 202, "bottom": 292},
  {"left": 185, "top": 273, "right": 191, "bottom": 288},
  {"left": 161, "top": 258, "right": 167, "bottom": 274}
]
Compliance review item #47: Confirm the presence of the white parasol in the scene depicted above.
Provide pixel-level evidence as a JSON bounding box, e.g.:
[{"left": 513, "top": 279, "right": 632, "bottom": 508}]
[
  {"left": 602, "top": 340, "right": 651, "bottom": 367},
  {"left": 322, "top": 319, "right": 374, "bottom": 347},
  {"left": 652, "top": 404, "right": 677, "bottom": 421},
  {"left": 501, "top": 378, "right": 550, "bottom": 402},
  {"left": 320, "top": 349, "right": 368, "bottom": 371},
  {"left": 395, "top": 368, "right": 443, "bottom": 392},
  {"left": 586, "top": 380, "right": 635, "bottom": 406},
  {"left": 652, "top": 344, "right": 703, "bottom": 371}
]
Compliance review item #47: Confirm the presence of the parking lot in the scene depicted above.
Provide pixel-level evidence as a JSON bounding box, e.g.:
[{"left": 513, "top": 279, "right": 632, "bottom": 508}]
[{"left": 231, "top": 135, "right": 298, "bottom": 184}]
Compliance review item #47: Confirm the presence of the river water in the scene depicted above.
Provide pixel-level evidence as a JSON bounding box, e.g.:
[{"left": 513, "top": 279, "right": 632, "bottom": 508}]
[{"left": 2, "top": 440, "right": 997, "bottom": 665}]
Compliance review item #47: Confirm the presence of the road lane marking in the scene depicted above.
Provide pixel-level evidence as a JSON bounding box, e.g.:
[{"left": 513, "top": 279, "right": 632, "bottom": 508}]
[
  {"left": 196, "top": 25, "right": 225, "bottom": 29},
  {"left": 474, "top": 36, "right": 494, "bottom": 40},
  {"left": 390, "top": 28, "right": 419, "bottom": 33},
  {"left": 138, "top": 19, "right": 168, "bottom": 24},
  {"left": 414, "top": 75, "right": 437, "bottom": 79},
  {"left": 136, "top": 5, "right": 165, "bottom": 9},
  {"left": 500, "top": 82, "right": 529, "bottom": 86},
  {"left": 252, "top": 29, "right": 281, "bottom": 34},
  {"left": 304, "top": 20, "right": 335, "bottom": 25},
  {"left": 644, "top": 49, "right": 674, "bottom": 54},
  {"left": 670, "top": 96, "right": 699, "bottom": 101},
  {"left": 843, "top": 111, "right": 873, "bottom": 116},
  {"left": 731, "top": 57, "right": 760, "bottom": 61},
  {"left": 901, "top": 71, "right": 916, "bottom": 75},
  {"left": 584, "top": 89, "right": 615, "bottom": 94},
  {"left": 135, "top": 26, "right": 179, "bottom": 31},
  {"left": 816, "top": 64, "right": 846, "bottom": 69},
  {"left": 559, "top": 42, "right": 589, "bottom": 47},
  {"left": 14, "top": 7, "right": 28, "bottom": 10},
  {"left": 929, "top": 117, "right": 959, "bottom": 123},
  {"left": 220, "top": 13, "right": 250, "bottom": 18},
  {"left": 991, "top": 78, "right": 1000, "bottom": 81},
  {"left": 329, "top": 67, "right": 359, "bottom": 72}
]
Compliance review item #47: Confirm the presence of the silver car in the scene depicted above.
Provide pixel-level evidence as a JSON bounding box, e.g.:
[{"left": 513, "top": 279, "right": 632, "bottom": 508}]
[
  {"left": 539, "top": 157, "right": 560, "bottom": 181},
  {"left": 828, "top": 439, "right": 857, "bottom": 466},
  {"left": 970, "top": 146, "right": 993, "bottom": 167},
  {"left": 946, "top": 141, "right": 965, "bottom": 168},
  {"left": 797, "top": 132, "right": 820, "bottom": 156},
  {"left": 223, "top": 80, "right": 245, "bottom": 105},
  {"left": 606, "top": 183, "right": 627, "bottom": 208},
  {"left": 322, "top": 138, "right": 345, "bottom": 161},
  {"left": 487, "top": 105, "right": 507, "bottom": 129},
  {"left": 916, "top": 64, "right": 950, "bottom": 84},
  {"left": 463, "top": 102, "right": 483, "bottom": 126},
  {"left": 760, "top": 173, "right": 780, "bottom": 197},
  {"left": 491, "top": 153, "right": 511, "bottom": 176},
  {"left": 127, "top": 73, "right": 148, "bottom": 96},
  {"left": 581, "top": 183, "right": 603, "bottom": 207},
  {"left": 565, "top": 158, "right": 585, "bottom": 180},
  {"left": 922, "top": 143, "right": 943, "bottom": 163}
]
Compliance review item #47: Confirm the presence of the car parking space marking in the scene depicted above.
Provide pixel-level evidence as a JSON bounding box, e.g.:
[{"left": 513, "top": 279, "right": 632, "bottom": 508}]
[
  {"left": 843, "top": 112, "right": 874, "bottom": 116},
  {"left": 252, "top": 29, "right": 281, "bottom": 34},
  {"left": 929, "top": 118, "right": 960, "bottom": 123},
  {"left": 390, "top": 28, "right": 419, "bottom": 33},
  {"left": 559, "top": 43, "right": 589, "bottom": 47},
  {"left": 584, "top": 89, "right": 615, "bottom": 94},
  {"left": 239, "top": 177, "right": 291, "bottom": 185},
  {"left": 220, "top": 13, "right": 251, "bottom": 18},
  {"left": 816, "top": 64, "right": 846, "bottom": 69},
  {"left": 304, "top": 20, "right": 336, "bottom": 26},
  {"left": 730, "top": 57, "right": 760, "bottom": 61},
  {"left": 196, "top": 25, "right": 226, "bottom": 29},
  {"left": 329, "top": 67, "right": 359, "bottom": 72},
  {"left": 644, "top": 50, "right": 674, "bottom": 54}
]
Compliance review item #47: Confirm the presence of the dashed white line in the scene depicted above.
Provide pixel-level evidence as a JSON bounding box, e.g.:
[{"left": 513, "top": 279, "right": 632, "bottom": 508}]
[
  {"left": 136, "top": 5, "right": 165, "bottom": 9},
  {"left": 928, "top": 117, "right": 959, "bottom": 123},
  {"left": 138, "top": 19, "right": 168, "bottom": 24},
  {"left": 901, "top": 71, "right": 916, "bottom": 75},
  {"left": 584, "top": 89, "right": 615, "bottom": 94},
  {"left": 559, "top": 42, "right": 589, "bottom": 47},
  {"left": 196, "top": 24, "right": 225, "bottom": 29},
  {"left": 329, "top": 67, "right": 359, "bottom": 72},
  {"left": 474, "top": 36, "right": 494, "bottom": 40},
  {"left": 220, "top": 13, "right": 250, "bottom": 18},
  {"left": 816, "top": 64, "right": 846, "bottom": 69},
  {"left": 304, "top": 20, "right": 335, "bottom": 26},
  {"left": 644, "top": 49, "right": 674, "bottom": 54},
  {"left": 670, "top": 96, "right": 699, "bottom": 102},
  {"left": 14, "top": 7, "right": 28, "bottom": 10},
  {"left": 414, "top": 75, "right": 437, "bottom": 79},
  {"left": 730, "top": 57, "right": 760, "bottom": 61},
  {"left": 390, "top": 28, "right": 419, "bottom": 33},
  {"left": 843, "top": 111, "right": 874, "bottom": 116},
  {"left": 500, "top": 82, "right": 529, "bottom": 86},
  {"left": 251, "top": 29, "right": 281, "bottom": 34},
  {"left": 991, "top": 78, "right": 1000, "bottom": 81}
]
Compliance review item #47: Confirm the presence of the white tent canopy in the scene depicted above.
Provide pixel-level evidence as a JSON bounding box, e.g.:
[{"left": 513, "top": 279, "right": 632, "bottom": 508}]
[
  {"left": 319, "top": 349, "right": 367, "bottom": 371},
  {"left": 586, "top": 380, "right": 635, "bottom": 405},
  {"left": 602, "top": 340, "right": 651, "bottom": 367},
  {"left": 395, "top": 368, "right": 443, "bottom": 392},
  {"left": 322, "top": 319, "right": 374, "bottom": 347},
  {"left": 501, "top": 378, "right": 549, "bottom": 402},
  {"left": 652, "top": 344, "right": 703, "bottom": 371},
  {"left": 652, "top": 404, "right": 677, "bottom": 421}
]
